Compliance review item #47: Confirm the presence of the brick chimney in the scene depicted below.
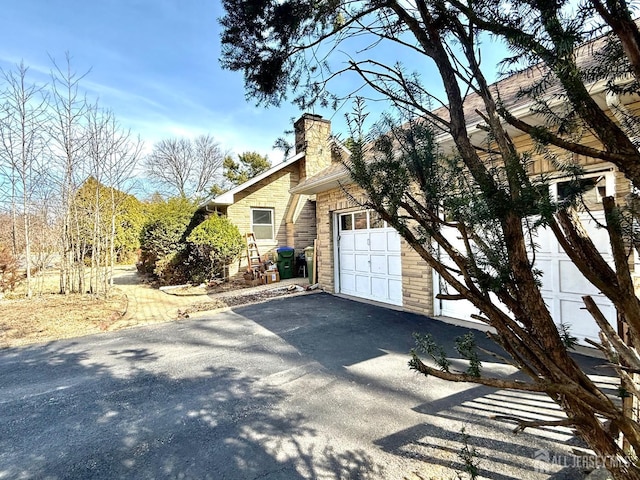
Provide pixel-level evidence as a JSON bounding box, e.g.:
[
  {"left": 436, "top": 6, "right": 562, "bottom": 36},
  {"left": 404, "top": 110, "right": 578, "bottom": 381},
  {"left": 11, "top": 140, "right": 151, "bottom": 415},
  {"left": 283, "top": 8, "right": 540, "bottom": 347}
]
[{"left": 294, "top": 113, "right": 331, "bottom": 181}]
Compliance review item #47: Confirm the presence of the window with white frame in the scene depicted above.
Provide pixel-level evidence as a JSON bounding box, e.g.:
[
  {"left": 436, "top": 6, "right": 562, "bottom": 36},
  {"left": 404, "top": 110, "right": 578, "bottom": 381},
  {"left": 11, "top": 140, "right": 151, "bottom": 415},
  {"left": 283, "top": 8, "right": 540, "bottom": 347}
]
[
  {"left": 251, "top": 208, "right": 274, "bottom": 240},
  {"left": 551, "top": 170, "right": 613, "bottom": 208}
]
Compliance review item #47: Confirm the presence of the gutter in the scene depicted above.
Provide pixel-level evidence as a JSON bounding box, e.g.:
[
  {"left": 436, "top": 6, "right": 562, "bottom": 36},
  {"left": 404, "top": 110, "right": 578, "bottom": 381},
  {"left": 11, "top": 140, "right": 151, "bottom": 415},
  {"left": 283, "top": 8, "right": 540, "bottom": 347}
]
[
  {"left": 290, "top": 166, "right": 352, "bottom": 195},
  {"left": 605, "top": 74, "right": 640, "bottom": 140},
  {"left": 293, "top": 79, "right": 616, "bottom": 196}
]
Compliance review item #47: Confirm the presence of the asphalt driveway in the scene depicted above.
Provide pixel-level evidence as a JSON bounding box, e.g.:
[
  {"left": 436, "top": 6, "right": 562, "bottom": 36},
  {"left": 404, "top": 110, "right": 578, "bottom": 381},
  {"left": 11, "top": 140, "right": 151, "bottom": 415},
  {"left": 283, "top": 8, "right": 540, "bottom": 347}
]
[{"left": 0, "top": 293, "right": 604, "bottom": 479}]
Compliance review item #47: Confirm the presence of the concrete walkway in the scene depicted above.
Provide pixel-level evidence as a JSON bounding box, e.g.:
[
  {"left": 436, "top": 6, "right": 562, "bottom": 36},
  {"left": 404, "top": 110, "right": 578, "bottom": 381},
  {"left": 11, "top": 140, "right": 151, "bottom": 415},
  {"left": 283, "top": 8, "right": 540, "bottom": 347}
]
[{"left": 111, "top": 265, "right": 310, "bottom": 329}]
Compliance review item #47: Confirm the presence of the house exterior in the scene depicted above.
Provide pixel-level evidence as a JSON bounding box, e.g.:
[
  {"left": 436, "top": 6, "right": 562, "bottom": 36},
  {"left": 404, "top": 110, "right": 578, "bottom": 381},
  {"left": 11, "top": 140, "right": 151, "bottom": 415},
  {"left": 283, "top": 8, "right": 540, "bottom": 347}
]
[
  {"left": 291, "top": 34, "right": 637, "bottom": 343},
  {"left": 289, "top": 153, "right": 435, "bottom": 315},
  {"left": 198, "top": 114, "right": 337, "bottom": 277}
]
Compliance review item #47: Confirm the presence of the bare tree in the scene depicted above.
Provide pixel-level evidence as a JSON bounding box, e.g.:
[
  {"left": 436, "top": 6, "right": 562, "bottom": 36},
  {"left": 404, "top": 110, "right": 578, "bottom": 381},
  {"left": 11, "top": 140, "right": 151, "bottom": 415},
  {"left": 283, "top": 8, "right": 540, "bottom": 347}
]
[
  {"left": 48, "top": 53, "right": 90, "bottom": 294},
  {"left": 193, "top": 135, "right": 225, "bottom": 198},
  {"left": 145, "top": 135, "right": 225, "bottom": 200},
  {"left": 0, "top": 62, "right": 48, "bottom": 298},
  {"left": 0, "top": 56, "right": 143, "bottom": 298},
  {"left": 85, "top": 104, "right": 142, "bottom": 293}
]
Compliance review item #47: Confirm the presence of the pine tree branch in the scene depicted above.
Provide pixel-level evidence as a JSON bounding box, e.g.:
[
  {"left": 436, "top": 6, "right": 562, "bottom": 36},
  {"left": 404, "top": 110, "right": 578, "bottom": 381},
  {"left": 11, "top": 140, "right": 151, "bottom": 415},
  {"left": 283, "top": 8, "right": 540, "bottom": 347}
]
[
  {"left": 409, "top": 353, "right": 546, "bottom": 392},
  {"left": 499, "top": 107, "right": 633, "bottom": 164},
  {"left": 435, "top": 293, "right": 466, "bottom": 300},
  {"left": 492, "top": 415, "right": 577, "bottom": 434},
  {"left": 476, "top": 345, "right": 523, "bottom": 371},
  {"left": 583, "top": 295, "right": 640, "bottom": 371}
]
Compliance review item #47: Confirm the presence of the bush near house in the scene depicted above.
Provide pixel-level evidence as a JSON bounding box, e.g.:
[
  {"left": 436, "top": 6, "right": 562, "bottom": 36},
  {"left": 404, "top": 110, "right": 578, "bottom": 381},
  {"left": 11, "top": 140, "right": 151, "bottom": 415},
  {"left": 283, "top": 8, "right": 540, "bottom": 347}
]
[
  {"left": 137, "top": 197, "right": 195, "bottom": 277},
  {"left": 186, "top": 215, "right": 244, "bottom": 283},
  {"left": 138, "top": 196, "right": 243, "bottom": 285},
  {"left": 152, "top": 249, "right": 191, "bottom": 286},
  {"left": 138, "top": 216, "right": 190, "bottom": 276}
]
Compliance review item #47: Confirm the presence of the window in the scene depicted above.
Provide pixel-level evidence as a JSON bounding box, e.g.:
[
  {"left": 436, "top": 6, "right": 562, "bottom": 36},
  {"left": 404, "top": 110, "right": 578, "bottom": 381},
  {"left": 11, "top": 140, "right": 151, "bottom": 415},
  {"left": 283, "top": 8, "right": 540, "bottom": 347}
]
[
  {"left": 554, "top": 172, "right": 610, "bottom": 208},
  {"left": 354, "top": 211, "right": 368, "bottom": 229},
  {"left": 340, "top": 210, "right": 387, "bottom": 230},
  {"left": 252, "top": 208, "right": 274, "bottom": 240},
  {"left": 340, "top": 213, "right": 353, "bottom": 231},
  {"left": 369, "top": 211, "right": 385, "bottom": 229}
]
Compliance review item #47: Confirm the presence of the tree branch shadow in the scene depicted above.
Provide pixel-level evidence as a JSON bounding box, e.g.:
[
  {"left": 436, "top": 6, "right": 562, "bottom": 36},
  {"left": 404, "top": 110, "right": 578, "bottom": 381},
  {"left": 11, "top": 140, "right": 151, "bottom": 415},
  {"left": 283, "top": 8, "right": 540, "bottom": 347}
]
[{"left": 0, "top": 343, "right": 383, "bottom": 479}]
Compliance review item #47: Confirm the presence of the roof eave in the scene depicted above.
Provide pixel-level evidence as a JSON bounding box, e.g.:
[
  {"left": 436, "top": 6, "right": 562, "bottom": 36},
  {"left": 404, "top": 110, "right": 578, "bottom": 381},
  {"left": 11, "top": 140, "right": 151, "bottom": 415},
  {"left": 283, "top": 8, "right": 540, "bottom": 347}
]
[
  {"left": 198, "top": 150, "right": 306, "bottom": 211},
  {"left": 291, "top": 169, "right": 352, "bottom": 195}
]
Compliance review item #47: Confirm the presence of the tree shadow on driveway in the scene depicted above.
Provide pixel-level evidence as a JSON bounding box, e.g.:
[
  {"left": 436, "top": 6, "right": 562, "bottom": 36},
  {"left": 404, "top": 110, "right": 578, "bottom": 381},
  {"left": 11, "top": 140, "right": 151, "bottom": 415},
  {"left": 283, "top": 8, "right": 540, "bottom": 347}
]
[
  {"left": 236, "top": 293, "right": 614, "bottom": 479},
  {"left": 0, "top": 292, "right": 614, "bottom": 479},
  {"left": 0, "top": 340, "right": 382, "bottom": 479}
]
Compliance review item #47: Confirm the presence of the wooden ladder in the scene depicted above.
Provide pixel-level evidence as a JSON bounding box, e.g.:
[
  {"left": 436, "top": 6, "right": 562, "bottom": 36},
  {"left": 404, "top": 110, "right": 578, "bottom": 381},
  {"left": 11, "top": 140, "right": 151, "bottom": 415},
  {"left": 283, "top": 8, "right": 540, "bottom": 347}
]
[{"left": 245, "top": 232, "right": 261, "bottom": 273}]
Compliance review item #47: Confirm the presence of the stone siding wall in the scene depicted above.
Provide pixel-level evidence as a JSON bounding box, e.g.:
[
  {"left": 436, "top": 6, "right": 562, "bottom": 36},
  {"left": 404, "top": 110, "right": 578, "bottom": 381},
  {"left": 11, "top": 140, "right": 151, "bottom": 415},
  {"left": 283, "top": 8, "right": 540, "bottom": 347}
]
[{"left": 226, "top": 165, "right": 302, "bottom": 275}]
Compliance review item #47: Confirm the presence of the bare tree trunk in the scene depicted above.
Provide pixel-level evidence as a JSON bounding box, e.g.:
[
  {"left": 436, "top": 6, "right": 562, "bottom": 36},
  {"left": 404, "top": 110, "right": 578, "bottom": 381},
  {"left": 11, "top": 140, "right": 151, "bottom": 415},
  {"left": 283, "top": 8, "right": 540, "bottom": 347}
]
[
  {"left": 48, "top": 55, "right": 90, "bottom": 294},
  {"left": 0, "top": 62, "right": 47, "bottom": 298},
  {"left": 109, "top": 187, "right": 116, "bottom": 290}
]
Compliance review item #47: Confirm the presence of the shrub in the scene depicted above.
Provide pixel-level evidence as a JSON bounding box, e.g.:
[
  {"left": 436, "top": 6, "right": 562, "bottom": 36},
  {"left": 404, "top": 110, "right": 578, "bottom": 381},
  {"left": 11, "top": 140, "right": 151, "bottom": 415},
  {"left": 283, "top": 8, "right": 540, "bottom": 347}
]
[
  {"left": 138, "top": 202, "right": 194, "bottom": 276},
  {"left": 138, "top": 214, "right": 191, "bottom": 283},
  {"left": 187, "top": 215, "right": 244, "bottom": 281},
  {"left": 153, "top": 250, "right": 191, "bottom": 286}
]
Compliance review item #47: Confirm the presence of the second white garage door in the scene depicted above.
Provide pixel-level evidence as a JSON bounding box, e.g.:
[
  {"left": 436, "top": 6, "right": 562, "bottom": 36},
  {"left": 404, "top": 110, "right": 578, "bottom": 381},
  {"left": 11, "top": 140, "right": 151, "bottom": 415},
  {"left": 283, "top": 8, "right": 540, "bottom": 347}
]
[
  {"left": 336, "top": 210, "right": 403, "bottom": 306},
  {"left": 435, "top": 211, "right": 617, "bottom": 343}
]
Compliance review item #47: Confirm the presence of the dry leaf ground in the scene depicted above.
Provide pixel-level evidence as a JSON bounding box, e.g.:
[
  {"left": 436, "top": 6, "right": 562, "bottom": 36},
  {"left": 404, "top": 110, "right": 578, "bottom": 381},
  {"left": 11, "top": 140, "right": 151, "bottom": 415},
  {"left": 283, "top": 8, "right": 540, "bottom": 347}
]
[{"left": 1, "top": 266, "right": 310, "bottom": 349}]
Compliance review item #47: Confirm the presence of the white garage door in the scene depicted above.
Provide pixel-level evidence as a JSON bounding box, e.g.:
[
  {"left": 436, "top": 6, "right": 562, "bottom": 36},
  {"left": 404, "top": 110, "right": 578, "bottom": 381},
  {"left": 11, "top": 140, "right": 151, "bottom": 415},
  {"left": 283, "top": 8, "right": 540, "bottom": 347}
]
[
  {"left": 336, "top": 210, "right": 403, "bottom": 306},
  {"left": 536, "top": 211, "right": 616, "bottom": 342},
  {"left": 435, "top": 212, "right": 617, "bottom": 343}
]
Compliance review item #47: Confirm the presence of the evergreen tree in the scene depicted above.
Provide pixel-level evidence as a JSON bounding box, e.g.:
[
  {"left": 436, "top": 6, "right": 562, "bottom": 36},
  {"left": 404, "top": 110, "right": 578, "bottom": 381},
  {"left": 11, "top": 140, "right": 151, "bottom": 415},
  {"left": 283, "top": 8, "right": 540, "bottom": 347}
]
[
  {"left": 222, "top": 151, "right": 270, "bottom": 186},
  {"left": 220, "top": 2, "right": 640, "bottom": 476}
]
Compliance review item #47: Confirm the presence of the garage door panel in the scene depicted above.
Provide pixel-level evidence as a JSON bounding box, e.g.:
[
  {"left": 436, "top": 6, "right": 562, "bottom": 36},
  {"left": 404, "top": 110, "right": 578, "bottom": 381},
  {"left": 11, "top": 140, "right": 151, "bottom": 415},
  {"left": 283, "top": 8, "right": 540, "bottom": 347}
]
[
  {"left": 439, "top": 293, "right": 480, "bottom": 321},
  {"left": 581, "top": 215, "right": 611, "bottom": 255},
  {"left": 535, "top": 259, "right": 553, "bottom": 292},
  {"left": 336, "top": 210, "right": 403, "bottom": 307},
  {"left": 355, "top": 233, "right": 369, "bottom": 251},
  {"left": 370, "top": 255, "right": 387, "bottom": 274},
  {"left": 387, "top": 232, "right": 401, "bottom": 251},
  {"left": 355, "top": 254, "right": 371, "bottom": 272},
  {"left": 370, "top": 232, "right": 387, "bottom": 251},
  {"left": 542, "top": 293, "right": 553, "bottom": 309},
  {"left": 371, "top": 277, "right": 388, "bottom": 298},
  {"left": 389, "top": 279, "right": 403, "bottom": 303},
  {"left": 340, "top": 234, "right": 354, "bottom": 252},
  {"left": 355, "top": 275, "right": 370, "bottom": 294},
  {"left": 560, "top": 298, "right": 616, "bottom": 341},
  {"left": 340, "top": 273, "right": 355, "bottom": 292},
  {"left": 388, "top": 256, "right": 402, "bottom": 276},
  {"left": 559, "top": 260, "right": 601, "bottom": 295},
  {"left": 586, "top": 229, "right": 610, "bottom": 255},
  {"left": 340, "top": 253, "right": 355, "bottom": 271},
  {"left": 535, "top": 227, "right": 556, "bottom": 255}
]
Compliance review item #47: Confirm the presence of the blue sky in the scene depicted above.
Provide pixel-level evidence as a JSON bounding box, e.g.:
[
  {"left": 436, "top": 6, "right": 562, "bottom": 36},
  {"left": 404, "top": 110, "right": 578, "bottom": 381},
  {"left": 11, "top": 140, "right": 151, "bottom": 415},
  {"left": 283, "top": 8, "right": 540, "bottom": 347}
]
[
  {"left": 0, "top": 1, "right": 508, "bottom": 166},
  {"left": 0, "top": 0, "right": 316, "bottom": 162}
]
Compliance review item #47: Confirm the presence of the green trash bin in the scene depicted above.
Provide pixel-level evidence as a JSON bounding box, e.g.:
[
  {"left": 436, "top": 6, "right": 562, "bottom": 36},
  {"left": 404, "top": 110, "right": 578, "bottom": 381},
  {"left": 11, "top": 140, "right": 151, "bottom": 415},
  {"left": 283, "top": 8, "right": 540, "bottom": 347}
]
[
  {"left": 276, "top": 247, "right": 295, "bottom": 279},
  {"left": 304, "top": 245, "right": 314, "bottom": 284}
]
